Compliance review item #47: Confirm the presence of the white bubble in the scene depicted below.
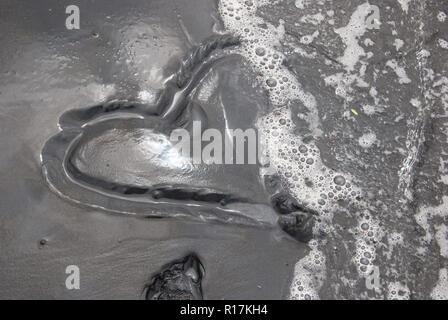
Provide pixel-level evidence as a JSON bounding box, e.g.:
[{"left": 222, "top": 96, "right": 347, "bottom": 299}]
[{"left": 358, "top": 132, "right": 376, "bottom": 148}]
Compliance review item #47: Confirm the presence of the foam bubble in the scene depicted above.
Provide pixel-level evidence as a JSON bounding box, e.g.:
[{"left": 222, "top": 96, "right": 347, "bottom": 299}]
[
  {"left": 434, "top": 224, "right": 448, "bottom": 258},
  {"left": 289, "top": 241, "right": 326, "bottom": 300},
  {"left": 385, "top": 232, "right": 404, "bottom": 259},
  {"left": 431, "top": 268, "right": 448, "bottom": 300},
  {"left": 415, "top": 196, "right": 448, "bottom": 245},
  {"left": 358, "top": 132, "right": 377, "bottom": 148},
  {"left": 333, "top": 2, "right": 376, "bottom": 72},
  {"left": 258, "top": 108, "right": 360, "bottom": 219},
  {"left": 353, "top": 210, "right": 383, "bottom": 277},
  {"left": 219, "top": 0, "right": 365, "bottom": 300},
  {"left": 385, "top": 59, "right": 412, "bottom": 84},
  {"left": 218, "top": 0, "right": 321, "bottom": 136},
  {"left": 387, "top": 281, "right": 410, "bottom": 300},
  {"left": 438, "top": 38, "right": 448, "bottom": 50}
]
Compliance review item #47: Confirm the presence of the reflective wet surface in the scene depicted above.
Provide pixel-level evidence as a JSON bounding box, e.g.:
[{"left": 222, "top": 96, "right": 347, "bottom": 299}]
[
  {"left": 41, "top": 35, "right": 280, "bottom": 226},
  {"left": 1, "top": 0, "right": 448, "bottom": 299},
  {"left": 0, "top": 0, "right": 302, "bottom": 299}
]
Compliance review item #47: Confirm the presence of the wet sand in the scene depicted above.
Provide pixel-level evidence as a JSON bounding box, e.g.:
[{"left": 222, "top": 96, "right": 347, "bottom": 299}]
[{"left": 1, "top": 0, "right": 447, "bottom": 299}]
